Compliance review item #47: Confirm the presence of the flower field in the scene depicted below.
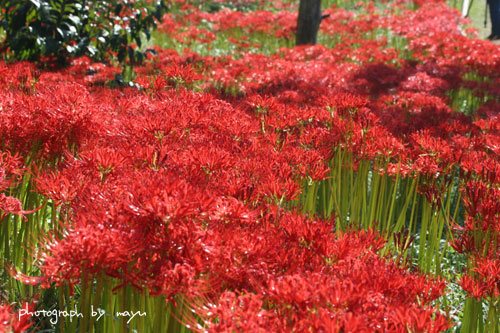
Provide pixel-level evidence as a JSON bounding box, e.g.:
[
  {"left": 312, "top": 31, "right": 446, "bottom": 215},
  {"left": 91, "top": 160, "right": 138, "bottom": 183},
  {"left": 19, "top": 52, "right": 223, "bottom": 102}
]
[{"left": 1, "top": 0, "right": 500, "bottom": 331}]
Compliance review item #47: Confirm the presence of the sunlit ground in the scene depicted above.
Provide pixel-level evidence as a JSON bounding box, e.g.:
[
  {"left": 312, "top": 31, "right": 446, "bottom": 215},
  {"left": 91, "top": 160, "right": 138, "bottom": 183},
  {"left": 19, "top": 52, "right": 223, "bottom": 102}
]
[{"left": 462, "top": 0, "right": 490, "bottom": 38}]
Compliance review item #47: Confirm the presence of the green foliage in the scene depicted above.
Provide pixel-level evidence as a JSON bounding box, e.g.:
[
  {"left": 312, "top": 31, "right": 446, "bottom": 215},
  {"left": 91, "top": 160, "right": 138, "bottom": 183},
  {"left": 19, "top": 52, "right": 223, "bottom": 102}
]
[{"left": 0, "top": 0, "right": 168, "bottom": 64}]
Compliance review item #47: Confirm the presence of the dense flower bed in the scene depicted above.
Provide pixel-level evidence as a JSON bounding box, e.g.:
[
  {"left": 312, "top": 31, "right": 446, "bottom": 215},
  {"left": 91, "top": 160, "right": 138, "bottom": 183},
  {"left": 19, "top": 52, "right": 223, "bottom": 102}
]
[{"left": 1, "top": 0, "right": 500, "bottom": 331}]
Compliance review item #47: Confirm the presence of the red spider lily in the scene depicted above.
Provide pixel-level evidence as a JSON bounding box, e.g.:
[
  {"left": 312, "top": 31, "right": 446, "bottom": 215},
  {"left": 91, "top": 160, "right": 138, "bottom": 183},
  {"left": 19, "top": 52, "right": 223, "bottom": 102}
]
[
  {"left": 0, "top": 193, "right": 42, "bottom": 220},
  {"left": 459, "top": 254, "right": 500, "bottom": 300},
  {"left": 186, "top": 226, "right": 450, "bottom": 332},
  {"left": 0, "top": 81, "right": 101, "bottom": 159},
  {"left": 0, "top": 302, "right": 35, "bottom": 333},
  {"left": 33, "top": 169, "right": 82, "bottom": 207},
  {"left": 5, "top": 262, "right": 50, "bottom": 287},
  {"left": 0, "top": 152, "right": 24, "bottom": 191}
]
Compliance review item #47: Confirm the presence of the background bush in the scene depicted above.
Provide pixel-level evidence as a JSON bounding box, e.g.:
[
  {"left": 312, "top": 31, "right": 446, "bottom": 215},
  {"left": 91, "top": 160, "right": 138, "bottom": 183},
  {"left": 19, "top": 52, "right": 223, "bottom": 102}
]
[{"left": 0, "top": 0, "right": 168, "bottom": 65}]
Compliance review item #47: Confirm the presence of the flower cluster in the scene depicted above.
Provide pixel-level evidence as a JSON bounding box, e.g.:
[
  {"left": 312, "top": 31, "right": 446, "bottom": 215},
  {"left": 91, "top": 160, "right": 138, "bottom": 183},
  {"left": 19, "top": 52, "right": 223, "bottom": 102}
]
[{"left": 0, "top": 303, "right": 34, "bottom": 333}]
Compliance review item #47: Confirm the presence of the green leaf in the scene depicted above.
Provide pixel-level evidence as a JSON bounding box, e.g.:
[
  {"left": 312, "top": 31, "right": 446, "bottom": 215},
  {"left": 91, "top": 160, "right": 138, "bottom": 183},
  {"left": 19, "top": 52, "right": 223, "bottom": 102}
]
[
  {"left": 67, "top": 15, "right": 80, "bottom": 26},
  {"left": 86, "top": 45, "right": 97, "bottom": 56},
  {"left": 30, "top": 0, "right": 41, "bottom": 9},
  {"left": 56, "top": 27, "right": 65, "bottom": 39}
]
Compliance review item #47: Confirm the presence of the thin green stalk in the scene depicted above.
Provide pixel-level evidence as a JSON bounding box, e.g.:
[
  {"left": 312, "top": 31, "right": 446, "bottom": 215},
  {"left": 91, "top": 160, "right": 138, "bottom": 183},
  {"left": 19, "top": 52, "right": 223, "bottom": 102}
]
[
  {"left": 88, "top": 275, "right": 104, "bottom": 333},
  {"left": 384, "top": 169, "right": 401, "bottom": 233},
  {"left": 418, "top": 200, "right": 430, "bottom": 271},
  {"left": 137, "top": 291, "right": 146, "bottom": 333},
  {"left": 80, "top": 271, "right": 91, "bottom": 333},
  {"left": 374, "top": 171, "right": 387, "bottom": 231},
  {"left": 486, "top": 300, "right": 498, "bottom": 333},
  {"left": 393, "top": 176, "right": 417, "bottom": 233},
  {"left": 121, "top": 285, "right": 128, "bottom": 333},
  {"left": 462, "top": 297, "right": 481, "bottom": 333},
  {"left": 368, "top": 169, "right": 380, "bottom": 229},
  {"left": 58, "top": 285, "right": 65, "bottom": 333}
]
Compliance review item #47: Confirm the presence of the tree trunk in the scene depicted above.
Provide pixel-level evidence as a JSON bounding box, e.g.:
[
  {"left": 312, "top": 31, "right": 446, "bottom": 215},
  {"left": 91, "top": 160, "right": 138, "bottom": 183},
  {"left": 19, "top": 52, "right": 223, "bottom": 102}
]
[{"left": 296, "top": 0, "right": 322, "bottom": 45}]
